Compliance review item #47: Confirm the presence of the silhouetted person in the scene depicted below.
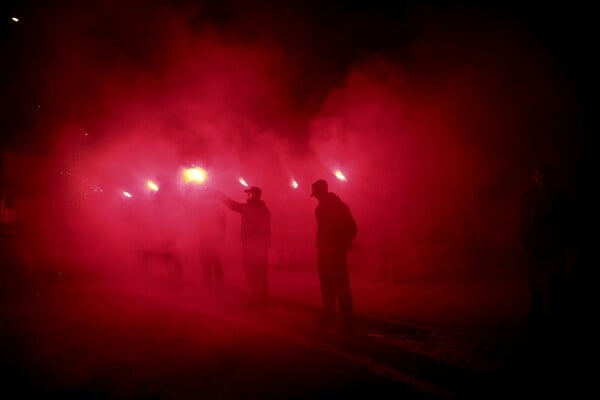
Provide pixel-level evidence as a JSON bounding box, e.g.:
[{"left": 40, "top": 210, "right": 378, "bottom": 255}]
[
  {"left": 311, "top": 179, "right": 358, "bottom": 332},
  {"left": 519, "top": 165, "right": 575, "bottom": 325},
  {"left": 219, "top": 186, "right": 271, "bottom": 308},
  {"left": 198, "top": 198, "right": 226, "bottom": 292},
  {"left": 141, "top": 182, "right": 184, "bottom": 290}
]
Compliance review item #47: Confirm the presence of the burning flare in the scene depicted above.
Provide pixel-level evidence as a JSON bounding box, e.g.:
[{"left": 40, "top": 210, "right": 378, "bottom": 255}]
[
  {"left": 182, "top": 167, "right": 207, "bottom": 184},
  {"left": 122, "top": 191, "right": 133, "bottom": 198},
  {"left": 291, "top": 179, "right": 299, "bottom": 189},
  {"left": 239, "top": 177, "right": 249, "bottom": 187},
  {"left": 146, "top": 180, "right": 159, "bottom": 192},
  {"left": 334, "top": 170, "right": 347, "bottom": 181}
]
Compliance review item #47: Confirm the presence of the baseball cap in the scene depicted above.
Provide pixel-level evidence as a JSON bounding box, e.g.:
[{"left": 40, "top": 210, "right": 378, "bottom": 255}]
[
  {"left": 244, "top": 186, "right": 262, "bottom": 198},
  {"left": 310, "top": 179, "right": 328, "bottom": 197}
]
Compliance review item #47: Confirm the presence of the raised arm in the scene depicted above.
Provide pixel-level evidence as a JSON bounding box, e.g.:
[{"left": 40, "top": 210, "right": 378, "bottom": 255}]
[{"left": 219, "top": 193, "right": 244, "bottom": 213}]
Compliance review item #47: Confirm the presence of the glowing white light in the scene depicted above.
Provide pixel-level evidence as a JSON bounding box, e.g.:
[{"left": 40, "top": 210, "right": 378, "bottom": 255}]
[
  {"left": 334, "top": 170, "right": 347, "bottom": 181},
  {"left": 122, "top": 191, "right": 132, "bottom": 198},
  {"left": 146, "top": 180, "right": 159, "bottom": 192},
  {"left": 291, "top": 179, "right": 299, "bottom": 189},
  {"left": 182, "top": 167, "right": 207, "bottom": 184},
  {"left": 11, "top": 17, "right": 20, "bottom": 23},
  {"left": 239, "top": 177, "right": 249, "bottom": 187}
]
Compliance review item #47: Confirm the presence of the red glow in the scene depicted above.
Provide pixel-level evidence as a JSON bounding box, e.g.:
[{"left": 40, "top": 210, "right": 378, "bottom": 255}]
[{"left": 6, "top": 1, "right": 578, "bottom": 293}]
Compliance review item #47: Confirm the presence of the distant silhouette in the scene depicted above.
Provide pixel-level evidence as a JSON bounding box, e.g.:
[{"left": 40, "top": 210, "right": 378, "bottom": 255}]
[
  {"left": 141, "top": 183, "right": 184, "bottom": 291},
  {"left": 311, "top": 179, "right": 358, "bottom": 332},
  {"left": 219, "top": 186, "right": 271, "bottom": 309},
  {"left": 197, "top": 198, "right": 226, "bottom": 292},
  {"left": 519, "top": 165, "right": 575, "bottom": 325}
]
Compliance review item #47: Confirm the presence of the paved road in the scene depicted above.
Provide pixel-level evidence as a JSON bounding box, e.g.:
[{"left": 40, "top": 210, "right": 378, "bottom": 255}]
[
  {"left": 0, "top": 269, "right": 590, "bottom": 399},
  {"left": 0, "top": 276, "right": 430, "bottom": 399}
]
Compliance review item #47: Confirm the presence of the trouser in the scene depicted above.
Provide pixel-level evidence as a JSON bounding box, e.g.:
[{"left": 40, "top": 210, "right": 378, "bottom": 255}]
[
  {"left": 527, "top": 251, "right": 568, "bottom": 321},
  {"left": 200, "top": 248, "right": 223, "bottom": 290},
  {"left": 242, "top": 245, "right": 269, "bottom": 304},
  {"left": 318, "top": 248, "right": 354, "bottom": 327},
  {"left": 141, "top": 248, "right": 183, "bottom": 287}
]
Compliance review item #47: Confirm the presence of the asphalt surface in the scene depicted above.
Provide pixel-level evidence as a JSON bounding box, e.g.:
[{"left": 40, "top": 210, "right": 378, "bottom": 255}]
[
  {"left": 0, "top": 260, "right": 592, "bottom": 399},
  {"left": 0, "top": 278, "right": 432, "bottom": 399}
]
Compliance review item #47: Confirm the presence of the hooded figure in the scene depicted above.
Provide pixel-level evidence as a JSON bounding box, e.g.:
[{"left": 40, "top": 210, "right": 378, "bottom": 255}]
[
  {"left": 220, "top": 186, "right": 271, "bottom": 308},
  {"left": 311, "top": 179, "right": 357, "bottom": 332}
]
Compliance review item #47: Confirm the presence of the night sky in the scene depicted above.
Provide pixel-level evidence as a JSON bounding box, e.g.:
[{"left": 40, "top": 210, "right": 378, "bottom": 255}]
[{"left": 1, "top": 1, "right": 593, "bottom": 150}]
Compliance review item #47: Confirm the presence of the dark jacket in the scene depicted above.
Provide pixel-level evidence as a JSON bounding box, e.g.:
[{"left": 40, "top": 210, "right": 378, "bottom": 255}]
[
  {"left": 315, "top": 192, "right": 357, "bottom": 251},
  {"left": 225, "top": 198, "right": 271, "bottom": 249},
  {"left": 519, "top": 187, "right": 575, "bottom": 254}
]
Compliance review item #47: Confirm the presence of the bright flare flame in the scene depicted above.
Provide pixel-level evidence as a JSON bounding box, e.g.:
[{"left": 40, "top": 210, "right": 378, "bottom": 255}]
[
  {"left": 291, "top": 179, "right": 299, "bottom": 189},
  {"left": 146, "top": 180, "right": 159, "bottom": 192},
  {"left": 182, "top": 167, "right": 207, "bottom": 184},
  {"left": 122, "top": 191, "right": 132, "bottom": 198},
  {"left": 11, "top": 17, "right": 19, "bottom": 22},
  {"left": 334, "top": 170, "right": 347, "bottom": 181},
  {"left": 239, "top": 178, "right": 249, "bottom": 187}
]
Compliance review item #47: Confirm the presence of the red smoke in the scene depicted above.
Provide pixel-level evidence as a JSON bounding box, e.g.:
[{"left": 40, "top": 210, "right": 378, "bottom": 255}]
[{"left": 4, "top": 1, "right": 580, "bottom": 282}]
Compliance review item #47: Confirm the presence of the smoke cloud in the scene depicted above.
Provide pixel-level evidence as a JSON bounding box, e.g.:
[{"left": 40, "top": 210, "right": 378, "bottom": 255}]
[{"left": 2, "top": 1, "right": 581, "bottom": 282}]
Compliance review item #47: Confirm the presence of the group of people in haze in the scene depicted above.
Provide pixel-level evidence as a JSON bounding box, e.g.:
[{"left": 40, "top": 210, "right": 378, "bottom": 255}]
[
  {"left": 150, "top": 178, "right": 358, "bottom": 333},
  {"left": 144, "top": 164, "right": 576, "bottom": 335}
]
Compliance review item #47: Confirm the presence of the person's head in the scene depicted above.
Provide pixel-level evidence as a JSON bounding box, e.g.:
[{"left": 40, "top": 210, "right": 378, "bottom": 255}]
[
  {"left": 244, "top": 186, "right": 262, "bottom": 201},
  {"left": 311, "top": 179, "right": 328, "bottom": 199},
  {"left": 533, "top": 164, "right": 554, "bottom": 191}
]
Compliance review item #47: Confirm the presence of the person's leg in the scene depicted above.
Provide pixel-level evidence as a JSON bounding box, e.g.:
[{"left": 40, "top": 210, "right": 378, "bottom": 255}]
[
  {"left": 255, "top": 251, "right": 269, "bottom": 307},
  {"left": 548, "top": 253, "right": 568, "bottom": 323},
  {"left": 141, "top": 250, "right": 151, "bottom": 278},
  {"left": 242, "top": 248, "right": 260, "bottom": 303},
  {"left": 317, "top": 251, "right": 336, "bottom": 324},
  {"left": 213, "top": 252, "right": 224, "bottom": 292},
  {"left": 527, "top": 253, "right": 545, "bottom": 322},
  {"left": 200, "top": 250, "right": 213, "bottom": 289},
  {"left": 332, "top": 250, "right": 354, "bottom": 330},
  {"left": 165, "top": 252, "right": 183, "bottom": 290}
]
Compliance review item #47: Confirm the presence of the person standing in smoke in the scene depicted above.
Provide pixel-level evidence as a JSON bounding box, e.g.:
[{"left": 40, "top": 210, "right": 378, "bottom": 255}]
[
  {"left": 519, "top": 164, "right": 576, "bottom": 326},
  {"left": 310, "top": 179, "right": 358, "bottom": 333},
  {"left": 218, "top": 186, "right": 271, "bottom": 309},
  {"left": 142, "top": 181, "right": 184, "bottom": 291},
  {"left": 197, "top": 197, "right": 226, "bottom": 292}
]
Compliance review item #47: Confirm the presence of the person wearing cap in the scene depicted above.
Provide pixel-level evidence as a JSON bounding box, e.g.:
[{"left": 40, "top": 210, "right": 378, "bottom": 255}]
[
  {"left": 310, "top": 179, "right": 358, "bottom": 332},
  {"left": 219, "top": 186, "right": 271, "bottom": 308}
]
